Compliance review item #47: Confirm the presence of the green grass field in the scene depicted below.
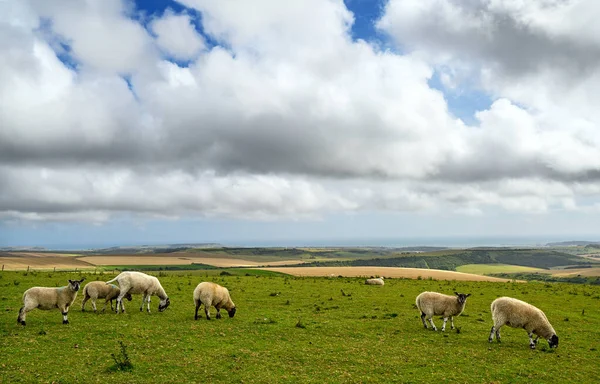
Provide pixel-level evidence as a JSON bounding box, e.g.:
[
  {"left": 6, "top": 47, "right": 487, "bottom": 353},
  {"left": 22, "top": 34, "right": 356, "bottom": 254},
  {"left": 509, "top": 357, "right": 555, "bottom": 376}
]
[
  {"left": 1, "top": 271, "right": 599, "bottom": 383},
  {"left": 456, "top": 264, "right": 546, "bottom": 275}
]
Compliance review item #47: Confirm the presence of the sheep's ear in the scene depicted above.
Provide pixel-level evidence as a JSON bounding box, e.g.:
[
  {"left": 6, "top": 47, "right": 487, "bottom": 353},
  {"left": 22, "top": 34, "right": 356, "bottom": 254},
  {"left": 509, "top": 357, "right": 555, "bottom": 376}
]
[
  {"left": 79, "top": 278, "right": 86, "bottom": 282},
  {"left": 454, "top": 291, "right": 459, "bottom": 296},
  {"left": 68, "top": 280, "right": 74, "bottom": 284},
  {"left": 466, "top": 293, "right": 471, "bottom": 297}
]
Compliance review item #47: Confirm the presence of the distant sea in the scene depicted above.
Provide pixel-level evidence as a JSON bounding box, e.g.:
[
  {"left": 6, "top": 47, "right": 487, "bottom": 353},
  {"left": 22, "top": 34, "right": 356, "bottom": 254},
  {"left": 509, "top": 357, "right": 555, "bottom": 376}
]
[{"left": 9, "top": 235, "right": 594, "bottom": 251}]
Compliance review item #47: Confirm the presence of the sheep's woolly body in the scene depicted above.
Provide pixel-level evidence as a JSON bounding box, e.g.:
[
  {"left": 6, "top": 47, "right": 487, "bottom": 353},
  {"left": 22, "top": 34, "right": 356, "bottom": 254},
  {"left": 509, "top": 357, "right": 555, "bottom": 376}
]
[
  {"left": 365, "top": 277, "right": 384, "bottom": 286},
  {"left": 489, "top": 297, "right": 558, "bottom": 349},
  {"left": 415, "top": 291, "right": 470, "bottom": 331},
  {"left": 193, "top": 282, "right": 236, "bottom": 320},
  {"left": 81, "top": 281, "right": 129, "bottom": 312},
  {"left": 17, "top": 279, "right": 85, "bottom": 325},
  {"left": 106, "top": 271, "right": 170, "bottom": 313}
]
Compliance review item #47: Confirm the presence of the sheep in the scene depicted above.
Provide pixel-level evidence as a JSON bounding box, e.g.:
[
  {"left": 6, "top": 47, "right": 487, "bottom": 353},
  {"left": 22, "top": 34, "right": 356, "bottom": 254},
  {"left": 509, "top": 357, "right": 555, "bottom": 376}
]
[
  {"left": 17, "top": 278, "right": 85, "bottom": 326},
  {"left": 415, "top": 291, "right": 471, "bottom": 331},
  {"left": 106, "top": 271, "right": 170, "bottom": 314},
  {"left": 193, "top": 282, "right": 236, "bottom": 320},
  {"left": 489, "top": 297, "right": 559, "bottom": 349},
  {"left": 365, "top": 277, "right": 385, "bottom": 286},
  {"left": 81, "top": 281, "right": 132, "bottom": 312}
]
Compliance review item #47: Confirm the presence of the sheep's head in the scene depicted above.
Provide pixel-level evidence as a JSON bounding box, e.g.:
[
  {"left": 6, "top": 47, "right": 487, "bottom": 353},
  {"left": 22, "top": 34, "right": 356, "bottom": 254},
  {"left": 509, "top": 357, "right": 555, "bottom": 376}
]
[
  {"left": 125, "top": 293, "right": 133, "bottom": 301},
  {"left": 454, "top": 292, "right": 471, "bottom": 305},
  {"left": 548, "top": 334, "right": 559, "bottom": 348},
  {"left": 228, "top": 307, "right": 237, "bottom": 318},
  {"left": 68, "top": 278, "right": 85, "bottom": 291},
  {"left": 158, "top": 297, "right": 170, "bottom": 312}
]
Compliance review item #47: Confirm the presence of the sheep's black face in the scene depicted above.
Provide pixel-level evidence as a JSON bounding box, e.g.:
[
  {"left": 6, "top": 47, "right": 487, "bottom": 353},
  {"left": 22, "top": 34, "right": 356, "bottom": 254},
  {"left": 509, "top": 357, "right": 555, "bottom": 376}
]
[
  {"left": 125, "top": 293, "right": 133, "bottom": 301},
  {"left": 228, "top": 307, "right": 237, "bottom": 318},
  {"left": 549, "top": 334, "right": 559, "bottom": 348},
  {"left": 454, "top": 292, "right": 471, "bottom": 305},
  {"left": 158, "top": 298, "right": 170, "bottom": 312},
  {"left": 68, "top": 278, "right": 85, "bottom": 292}
]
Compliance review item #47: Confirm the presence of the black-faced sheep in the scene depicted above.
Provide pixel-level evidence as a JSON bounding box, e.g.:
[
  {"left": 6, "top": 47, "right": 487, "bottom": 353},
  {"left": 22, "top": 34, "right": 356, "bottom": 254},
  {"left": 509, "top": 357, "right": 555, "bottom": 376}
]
[
  {"left": 489, "top": 297, "right": 559, "bottom": 349},
  {"left": 81, "top": 281, "right": 132, "bottom": 312},
  {"left": 17, "top": 278, "right": 85, "bottom": 326},
  {"left": 193, "top": 282, "right": 236, "bottom": 320},
  {"left": 415, "top": 291, "right": 471, "bottom": 331},
  {"left": 106, "top": 271, "right": 170, "bottom": 313}
]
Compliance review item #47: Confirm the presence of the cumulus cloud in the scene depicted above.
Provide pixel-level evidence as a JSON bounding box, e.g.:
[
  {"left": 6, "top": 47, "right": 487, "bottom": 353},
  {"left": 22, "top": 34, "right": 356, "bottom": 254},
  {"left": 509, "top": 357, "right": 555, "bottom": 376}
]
[
  {"left": 150, "top": 10, "right": 205, "bottom": 61},
  {"left": 1, "top": 0, "right": 600, "bottom": 225}
]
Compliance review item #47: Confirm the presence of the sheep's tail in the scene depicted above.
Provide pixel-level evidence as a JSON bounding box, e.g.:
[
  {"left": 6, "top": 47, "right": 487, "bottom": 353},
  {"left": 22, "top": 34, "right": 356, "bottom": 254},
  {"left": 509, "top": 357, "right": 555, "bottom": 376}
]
[
  {"left": 415, "top": 296, "right": 421, "bottom": 312},
  {"left": 105, "top": 276, "right": 118, "bottom": 285}
]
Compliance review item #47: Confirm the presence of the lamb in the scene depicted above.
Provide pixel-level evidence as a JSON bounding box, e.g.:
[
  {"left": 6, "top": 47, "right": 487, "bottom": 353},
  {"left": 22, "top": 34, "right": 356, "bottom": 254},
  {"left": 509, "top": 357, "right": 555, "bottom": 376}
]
[
  {"left": 193, "top": 282, "right": 236, "bottom": 320},
  {"left": 415, "top": 291, "right": 471, "bottom": 331},
  {"left": 81, "top": 281, "right": 132, "bottom": 312},
  {"left": 365, "top": 277, "right": 385, "bottom": 286},
  {"left": 17, "top": 278, "right": 85, "bottom": 326},
  {"left": 489, "top": 297, "right": 559, "bottom": 349},
  {"left": 106, "top": 271, "right": 170, "bottom": 314}
]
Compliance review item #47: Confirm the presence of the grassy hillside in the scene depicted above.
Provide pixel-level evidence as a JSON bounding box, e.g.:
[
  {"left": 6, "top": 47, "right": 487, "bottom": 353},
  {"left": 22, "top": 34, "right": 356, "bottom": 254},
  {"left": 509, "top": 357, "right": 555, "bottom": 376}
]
[
  {"left": 295, "top": 249, "right": 593, "bottom": 271},
  {"left": 1, "top": 270, "right": 600, "bottom": 383}
]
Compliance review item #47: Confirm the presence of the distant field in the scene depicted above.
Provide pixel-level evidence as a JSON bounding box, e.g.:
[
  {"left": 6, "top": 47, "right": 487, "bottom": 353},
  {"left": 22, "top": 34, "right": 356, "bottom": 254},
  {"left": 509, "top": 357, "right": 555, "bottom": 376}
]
[
  {"left": 456, "top": 264, "right": 545, "bottom": 275},
  {"left": 550, "top": 267, "right": 600, "bottom": 277},
  {"left": 1, "top": 271, "right": 599, "bottom": 383},
  {"left": 261, "top": 266, "right": 516, "bottom": 282}
]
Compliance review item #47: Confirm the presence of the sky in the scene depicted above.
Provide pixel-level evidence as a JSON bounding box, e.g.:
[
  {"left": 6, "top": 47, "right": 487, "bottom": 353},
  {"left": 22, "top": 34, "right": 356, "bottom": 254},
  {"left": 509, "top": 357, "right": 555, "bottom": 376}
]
[{"left": 2, "top": 0, "right": 600, "bottom": 248}]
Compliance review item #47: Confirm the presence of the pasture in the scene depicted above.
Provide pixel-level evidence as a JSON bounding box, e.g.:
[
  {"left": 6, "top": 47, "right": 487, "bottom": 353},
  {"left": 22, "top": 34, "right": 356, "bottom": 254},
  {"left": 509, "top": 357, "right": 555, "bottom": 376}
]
[{"left": 1, "top": 271, "right": 599, "bottom": 383}]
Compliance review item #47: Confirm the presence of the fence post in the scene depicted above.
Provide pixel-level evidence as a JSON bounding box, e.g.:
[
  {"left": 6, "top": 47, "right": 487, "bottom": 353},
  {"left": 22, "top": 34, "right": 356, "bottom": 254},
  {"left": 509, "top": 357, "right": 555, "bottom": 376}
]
[
  {"left": 27, "top": 265, "right": 30, "bottom": 272},
  {"left": 54, "top": 267, "right": 56, "bottom": 272},
  {"left": 2, "top": 264, "right": 4, "bottom": 271}
]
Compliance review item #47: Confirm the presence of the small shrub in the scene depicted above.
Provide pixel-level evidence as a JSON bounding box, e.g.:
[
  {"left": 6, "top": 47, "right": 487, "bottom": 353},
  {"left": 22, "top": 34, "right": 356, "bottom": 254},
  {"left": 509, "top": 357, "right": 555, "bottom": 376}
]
[
  {"left": 269, "top": 292, "right": 280, "bottom": 297},
  {"left": 109, "top": 341, "right": 133, "bottom": 372},
  {"left": 564, "top": 317, "right": 569, "bottom": 322},
  {"left": 295, "top": 319, "right": 306, "bottom": 329},
  {"left": 220, "top": 271, "right": 232, "bottom": 276},
  {"left": 38, "top": 329, "right": 47, "bottom": 335},
  {"left": 13, "top": 280, "right": 20, "bottom": 286}
]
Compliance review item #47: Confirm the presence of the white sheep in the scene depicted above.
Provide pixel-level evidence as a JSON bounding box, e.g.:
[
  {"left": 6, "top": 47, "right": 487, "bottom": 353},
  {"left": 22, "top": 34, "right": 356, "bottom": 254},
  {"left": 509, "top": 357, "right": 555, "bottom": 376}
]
[
  {"left": 106, "top": 271, "right": 170, "bottom": 313},
  {"left": 81, "top": 281, "right": 132, "bottom": 312},
  {"left": 489, "top": 297, "right": 559, "bottom": 349},
  {"left": 365, "top": 277, "right": 385, "bottom": 286},
  {"left": 415, "top": 291, "right": 471, "bottom": 331},
  {"left": 17, "top": 278, "right": 85, "bottom": 326},
  {"left": 193, "top": 282, "right": 236, "bottom": 320}
]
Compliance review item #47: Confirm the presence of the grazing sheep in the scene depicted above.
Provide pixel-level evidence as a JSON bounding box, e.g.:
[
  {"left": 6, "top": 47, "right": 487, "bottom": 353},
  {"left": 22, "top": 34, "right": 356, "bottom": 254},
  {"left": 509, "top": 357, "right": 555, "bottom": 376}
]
[
  {"left": 489, "top": 297, "right": 559, "bottom": 349},
  {"left": 17, "top": 278, "right": 85, "bottom": 326},
  {"left": 416, "top": 291, "right": 471, "bottom": 331},
  {"left": 106, "top": 272, "right": 170, "bottom": 314},
  {"left": 193, "top": 282, "right": 236, "bottom": 320},
  {"left": 365, "top": 277, "right": 385, "bottom": 286},
  {"left": 81, "top": 281, "right": 132, "bottom": 312}
]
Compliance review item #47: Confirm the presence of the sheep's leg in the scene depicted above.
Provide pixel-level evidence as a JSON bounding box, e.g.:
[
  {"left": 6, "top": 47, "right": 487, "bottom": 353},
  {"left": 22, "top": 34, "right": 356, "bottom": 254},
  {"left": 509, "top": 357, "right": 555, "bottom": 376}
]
[
  {"left": 428, "top": 317, "right": 437, "bottom": 331},
  {"left": 489, "top": 324, "right": 501, "bottom": 343},
  {"left": 101, "top": 299, "right": 109, "bottom": 312},
  {"left": 91, "top": 299, "right": 97, "bottom": 312},
  {"left": 194, "top": 300, "right": 202, "bottom": 320},
  {"left": 528, "top": 332, "right": 536, "bottom": 349},
  {"left": 204, "top": 305, "right": 211, "bottom": 320},
  {"left": 216, "top": 307, "right": 222, "bottom": 319},
  {"left": 81, "top": 296, "right": 89, "bottom": 311},
  {"left": 420, "top": 312, "right": 428, "bottom": 329},
  {"left": 488, "top": 326, "right": 495, "bottom": 342},
  {"left": 146, "top": 296, "right": 151, "bottom": 313},
  {"left": 450, "top": 316, "right": 455, "bottom": 330},
  {"left": 115, "top": 292, "right": 127, "bottom": 313},
  {"left": 139, "top": 295, "right": 145, "bottom": 312},
  {"left": 442, "top": 317, "right": 448, "bottom": 332},
  {"left": 60, "top": 305, "right": 69, "bottom": 324}
]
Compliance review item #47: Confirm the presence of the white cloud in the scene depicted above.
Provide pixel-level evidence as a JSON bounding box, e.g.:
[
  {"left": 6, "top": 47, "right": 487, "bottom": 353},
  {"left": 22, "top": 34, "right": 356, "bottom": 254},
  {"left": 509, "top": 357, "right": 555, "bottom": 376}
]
[
  {"left": 1, "top": 0, "right": 600, "bottom": 228},
  {"left": 150, "top": 10, "right": 205, "bottom": 61}
]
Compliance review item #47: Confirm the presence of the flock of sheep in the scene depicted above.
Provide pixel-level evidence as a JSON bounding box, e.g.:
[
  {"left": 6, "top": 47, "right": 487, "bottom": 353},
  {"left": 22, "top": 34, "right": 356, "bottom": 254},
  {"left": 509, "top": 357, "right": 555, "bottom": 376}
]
[{"left": 16, "top": 271, "right": 558, "bottom": 350}]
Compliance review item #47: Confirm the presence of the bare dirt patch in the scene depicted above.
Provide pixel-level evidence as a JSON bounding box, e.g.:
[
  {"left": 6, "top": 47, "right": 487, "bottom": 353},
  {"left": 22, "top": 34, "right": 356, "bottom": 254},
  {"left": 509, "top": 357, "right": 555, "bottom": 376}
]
[
  {"left": 78, "top": 256, "right": 305, "bottom": 268},
  {"left": 259, "top": 266, "right": 517, "bottom": 282},
  {"left": 0, "top": 256, "right": 94, "bottom": 270},
  {"left": 550, "top": 267, "right": 600, "bottom": 277}
]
